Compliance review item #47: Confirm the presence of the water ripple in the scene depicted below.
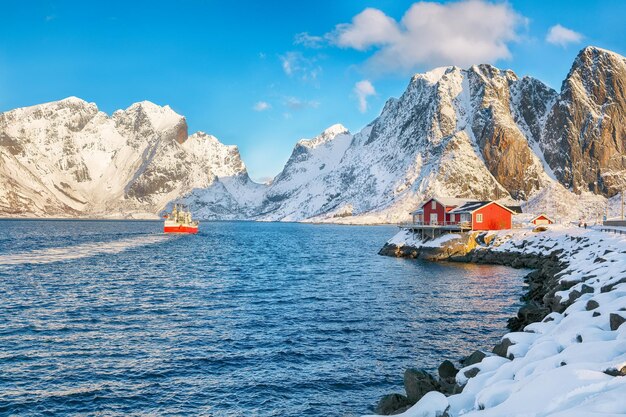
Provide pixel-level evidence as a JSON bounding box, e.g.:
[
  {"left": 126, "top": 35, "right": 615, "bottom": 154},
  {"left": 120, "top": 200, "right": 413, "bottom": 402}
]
[{"left": 0, "top": 220, "right": 527, "bottom": 416}]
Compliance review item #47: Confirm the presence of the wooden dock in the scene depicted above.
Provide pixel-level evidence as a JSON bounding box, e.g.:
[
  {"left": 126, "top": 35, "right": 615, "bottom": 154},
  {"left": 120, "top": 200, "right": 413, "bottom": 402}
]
[{"left": 397, "top": 222, "right": 472, "bottom": 239}]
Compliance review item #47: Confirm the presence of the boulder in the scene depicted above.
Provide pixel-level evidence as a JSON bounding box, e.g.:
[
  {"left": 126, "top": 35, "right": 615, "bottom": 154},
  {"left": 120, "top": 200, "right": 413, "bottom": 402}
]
[
  {"left": 438, "top": 360, "right": 459, "bottom": 380},
  {"left": 585, "top": 300, "right": 600, "bottom": 311},
  {"left": 609, "top": 313, "right": 626, "bottom": 331},
  {"left": 580, "top": 284, "right": 594, "bottom": 294},
  {"left": 463, "top": 367, "right": 480, "bottom": 379},
  {"left": 492, "top": 338, "right": 514, "bottom": 359},
  {"left": 403, "top": 368, "right": 439, "bottom": 403},
  {"left": 601, "top": 277, "right": 626, "bottom": 293},
  {"left": 462, "top": 350, "right": 486, "bottom": 367},
  {"left": 438, "top": 378, "right": 463, "bottom": 395},
  {"left": 512, "top": 303, "right": 550, "bottom": 330},
  {"left": 375, "top": 393, "right": 411, "bottom": 416}
]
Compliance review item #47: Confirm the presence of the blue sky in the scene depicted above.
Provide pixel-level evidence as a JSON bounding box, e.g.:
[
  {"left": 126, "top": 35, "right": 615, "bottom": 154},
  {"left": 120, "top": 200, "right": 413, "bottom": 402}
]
[{"left": 1, "top": 1, "right": 624, "bottom": 181}]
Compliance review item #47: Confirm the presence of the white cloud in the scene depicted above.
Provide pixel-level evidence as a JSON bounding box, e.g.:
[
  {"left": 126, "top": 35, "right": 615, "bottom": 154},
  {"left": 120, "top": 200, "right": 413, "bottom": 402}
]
[
  {"left": 284, "top": 97, "right": 320, "bottom": 110},
  {"left": 354, "top": 80, "right": 376, "bottom": 113},
  {"left": 334, "top": 8, "right": 401, "bottom": 51},
  {"left": 253, "top": 101, "right": 271, "bottom": 112},
  {"left": 327, "top": 0, "right": 525, "bottom": 73},
  {"left": 294, "top": 32, "right": 325, "bottom": 49},
  {"left": 279, "top": 52, "right": 322, "bottom": 82},
  {"left": 546, "top": 24, "right": 583, "bottom": 47},
  {"left": 280, "top": 52, "right": 296, "bottom": 75}
]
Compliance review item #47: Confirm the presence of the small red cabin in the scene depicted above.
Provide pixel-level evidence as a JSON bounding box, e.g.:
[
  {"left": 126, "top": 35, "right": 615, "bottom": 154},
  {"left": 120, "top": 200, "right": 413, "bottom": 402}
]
[
  {"left": 530, "top": 214, "right": 554, "bottom": 225},
  {"left": 450, "top": 201, "right": 515, "bottom": 230},
  {"left": 411, "top": 197, "right": 470, "bottom": 226}
]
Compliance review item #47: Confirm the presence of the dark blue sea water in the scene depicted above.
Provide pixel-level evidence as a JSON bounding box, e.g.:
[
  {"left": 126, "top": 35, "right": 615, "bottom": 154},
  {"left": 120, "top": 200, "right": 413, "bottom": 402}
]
[{"left": 0, "top": 220, "right": 526, "bottom": 416}]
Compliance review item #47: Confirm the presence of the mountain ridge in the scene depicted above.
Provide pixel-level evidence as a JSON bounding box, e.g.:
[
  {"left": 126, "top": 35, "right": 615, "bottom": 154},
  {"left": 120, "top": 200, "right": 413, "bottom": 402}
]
[{"left": 1, "top": 46, "right": 624, "bottom": 222}]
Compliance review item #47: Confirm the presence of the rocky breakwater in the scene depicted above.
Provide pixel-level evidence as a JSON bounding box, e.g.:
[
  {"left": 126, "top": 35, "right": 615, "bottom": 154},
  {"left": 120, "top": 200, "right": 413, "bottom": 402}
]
[{"left": 369, "top": 226, "right": 626, "bottom": 416}]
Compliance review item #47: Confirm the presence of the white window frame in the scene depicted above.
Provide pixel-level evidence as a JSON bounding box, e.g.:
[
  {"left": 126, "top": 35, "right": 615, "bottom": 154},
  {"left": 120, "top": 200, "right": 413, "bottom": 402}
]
[
  {"left": 430, "top": 213, "right": 438, "bottom": 225},
  {"left": 431, "top": 200, "right": 436, "bottom": 209},
  {"left": 476, "top": 213, "right": 483, "bottom": 223},
  {"left": 451, "top": 214, "right": 456, "bottom": 223}
]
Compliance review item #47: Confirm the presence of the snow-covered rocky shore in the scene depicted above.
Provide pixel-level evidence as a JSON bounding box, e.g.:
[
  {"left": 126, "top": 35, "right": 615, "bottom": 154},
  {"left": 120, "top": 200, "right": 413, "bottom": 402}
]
[{"left": 370, "top": 226, "right": 626, "bottom": 416}]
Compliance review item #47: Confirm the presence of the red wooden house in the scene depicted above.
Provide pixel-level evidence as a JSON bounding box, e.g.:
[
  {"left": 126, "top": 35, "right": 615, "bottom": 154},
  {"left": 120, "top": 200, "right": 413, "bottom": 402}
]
[
  {"left": 449, "top": 201, "right": 515, "bottom": 230},
  {"left": 410, "top": 197, "right": 515, "bottom": 231},
  {"left": 530, "top": 214, "right": 554, "bottom": 225},
  {"left": 410, "top": 197, "right": 470, "bottom": 226}
]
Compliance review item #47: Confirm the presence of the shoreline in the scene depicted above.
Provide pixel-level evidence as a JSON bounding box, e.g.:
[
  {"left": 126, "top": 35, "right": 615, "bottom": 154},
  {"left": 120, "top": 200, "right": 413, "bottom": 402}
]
[
  {"left": 0, "top": 216, "right": 399, "bottom": 227},
  {"left": 0, "top": 217, "right": 162, "bottom": 222},
  {"left": 369, "top": 226, "right": 626, "bottom": 416}
]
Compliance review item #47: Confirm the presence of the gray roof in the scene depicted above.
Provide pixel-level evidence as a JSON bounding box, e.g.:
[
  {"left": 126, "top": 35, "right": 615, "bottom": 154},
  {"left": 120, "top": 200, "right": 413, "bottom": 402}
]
[
  {"left": 449, "top": 201, "right": 516, "bottom": 214},
  {"left": 506, "top": 205, "right": 523, "bottom": 214},
  {"left": 449, "top": 201, "right": 491, "bottom": 213}
]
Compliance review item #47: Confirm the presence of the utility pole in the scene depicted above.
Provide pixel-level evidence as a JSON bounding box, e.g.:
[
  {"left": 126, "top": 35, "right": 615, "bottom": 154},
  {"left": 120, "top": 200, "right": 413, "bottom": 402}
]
[{"left": 622, "top": 188, "right": 624, "bottom": 221}]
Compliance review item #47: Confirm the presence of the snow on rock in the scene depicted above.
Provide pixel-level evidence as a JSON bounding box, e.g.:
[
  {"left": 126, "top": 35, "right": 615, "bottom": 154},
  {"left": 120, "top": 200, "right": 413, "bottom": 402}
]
[
  {"left": 364, "top": 391, "right": 449, "bottom": 417},
  {"left": 0, "top": 98, "right": 261, "bottom": 218},
  {"left": 380, "top": 227, "right": 626, "bottom": 417}
]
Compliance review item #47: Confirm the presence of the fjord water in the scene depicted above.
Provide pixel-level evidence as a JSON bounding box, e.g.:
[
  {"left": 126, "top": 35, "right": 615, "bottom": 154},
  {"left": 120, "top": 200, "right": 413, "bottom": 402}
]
[{"left": 0, "top": 220, "right": 526, "bottom": 416}]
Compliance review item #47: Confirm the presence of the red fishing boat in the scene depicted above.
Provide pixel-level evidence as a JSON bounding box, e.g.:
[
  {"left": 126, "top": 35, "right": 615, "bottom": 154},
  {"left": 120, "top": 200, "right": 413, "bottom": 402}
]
[{"left": 163, "top": 204, "right": 199, "bottom": 234}]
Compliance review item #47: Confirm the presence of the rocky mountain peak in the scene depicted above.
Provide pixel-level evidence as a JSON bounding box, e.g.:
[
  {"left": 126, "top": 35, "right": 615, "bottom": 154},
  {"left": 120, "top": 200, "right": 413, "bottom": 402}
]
[
  {"left": 542, "top": 46, "right": 626, "bottom": 196},
  {"left": 411, "top": 66, "right": 456, "bottom": 86},
  {"left": 565, "top": 46, "right": 626, "bottom": 100},
  {"left": 298, "top": 124, "right": 350, "bottom": 149}
]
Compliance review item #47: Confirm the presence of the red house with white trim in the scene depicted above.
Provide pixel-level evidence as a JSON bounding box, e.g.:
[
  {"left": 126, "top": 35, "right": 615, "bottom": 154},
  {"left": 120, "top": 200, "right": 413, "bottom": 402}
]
[
  {"left": 411, "top": 197, "right": 470, "bottom": 226},
  {"left": 410, "top": 197, "right": 515, "bottom": 231},
  {"left": 450, "top": 201, "right": 515, "bottom": 230},
  {"left": 530, "top": 214, "right": 554, "bottom": 225}
]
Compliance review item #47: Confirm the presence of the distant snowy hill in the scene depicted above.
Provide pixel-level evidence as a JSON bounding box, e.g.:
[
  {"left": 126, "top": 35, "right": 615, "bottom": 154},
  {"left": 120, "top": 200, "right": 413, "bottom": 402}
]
[
  {"left": 1, "top": 46, "right": 624, "bottom": 222},
  {"left": 0, "top": 98, "right": 260, "bottom": 218}
]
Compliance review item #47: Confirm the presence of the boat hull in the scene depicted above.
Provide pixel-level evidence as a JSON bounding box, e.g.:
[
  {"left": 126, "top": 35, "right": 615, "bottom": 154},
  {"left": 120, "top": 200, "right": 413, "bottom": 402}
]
[{"left": 164, "top": 225, "right": 198, "bottom": 234}]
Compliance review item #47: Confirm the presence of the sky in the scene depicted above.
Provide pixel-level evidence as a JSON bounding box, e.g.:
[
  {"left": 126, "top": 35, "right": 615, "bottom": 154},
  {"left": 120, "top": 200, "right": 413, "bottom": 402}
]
[{"left": 1, "top": 0, "right": 625, "bottom": 182}]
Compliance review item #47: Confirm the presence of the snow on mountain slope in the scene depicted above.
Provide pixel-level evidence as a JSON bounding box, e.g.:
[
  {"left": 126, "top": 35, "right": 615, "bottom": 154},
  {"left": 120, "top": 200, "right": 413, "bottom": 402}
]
[
  {"left": 255, "top": 124, "right": 353, "bottom": 221},
  {"left": 252, "top": 64, "right": 557, "bottom": 223},
  {"left": 246, "top": 47, "right": 624, "bottom": 223},
  {"left": 1, "top": 46, "right": 624, "bottom": 222},
  {"left": 0, "top": 98, "right": 260, "bottom": 218},
  {"left": 543, "top": 46, "right": 626, "bottom": 196}
]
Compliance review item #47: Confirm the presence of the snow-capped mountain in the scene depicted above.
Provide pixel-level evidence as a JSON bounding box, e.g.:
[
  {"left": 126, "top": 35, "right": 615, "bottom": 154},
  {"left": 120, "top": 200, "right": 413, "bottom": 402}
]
[
  {"left": 543, "top": 46, "right": 626, "bottom": 196},
  {"left": 248, "top": 46, "right": 623, "bottom": 223},
  {"left": 1, "top": 46, "right": 624, "bottom": 222},
  {"left": 253, "top": 64, "right": 557, "bottom": 223},
  {"left": 0, "top": 97, "right": 259, "bottom": 218}
]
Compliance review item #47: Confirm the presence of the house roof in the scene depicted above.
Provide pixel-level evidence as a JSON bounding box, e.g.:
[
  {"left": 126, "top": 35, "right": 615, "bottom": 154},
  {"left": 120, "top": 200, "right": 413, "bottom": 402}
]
[
  {"left": 531, "top": 213, "right": 555, "bottom": 223},
  {"left": 449, "top": 201, "right": 491, "bottom": 213},
  {"left": 419, "top": 197, "right": 472, "bottom": 209},
  {"left": 449, "top": 201, "right": 517, "bottom": 214},
  {"left": 410, "top": 208, "right": 424, "bottom": 215},
  {"left": 506, "top": 205, "right": 523, "bottom": 214}
]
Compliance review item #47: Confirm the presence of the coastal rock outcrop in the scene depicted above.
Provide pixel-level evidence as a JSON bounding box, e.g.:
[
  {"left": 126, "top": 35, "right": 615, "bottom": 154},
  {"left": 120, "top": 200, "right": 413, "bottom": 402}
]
[{"left": 372, "top": 226, "right": 626, "bottom": 416}]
